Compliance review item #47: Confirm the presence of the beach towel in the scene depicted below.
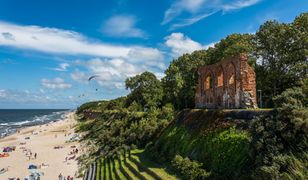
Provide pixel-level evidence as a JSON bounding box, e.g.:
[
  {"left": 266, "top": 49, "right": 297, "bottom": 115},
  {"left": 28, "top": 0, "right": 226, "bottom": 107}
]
[
  {"left": 3, "top": 147, "right": 13, "bottom": 152},
  {"left": 0, "top": 168, "right": 8, "bottom": 174},
  {"left": 0, "top": 153, "right": 9, "bottom": 158}
]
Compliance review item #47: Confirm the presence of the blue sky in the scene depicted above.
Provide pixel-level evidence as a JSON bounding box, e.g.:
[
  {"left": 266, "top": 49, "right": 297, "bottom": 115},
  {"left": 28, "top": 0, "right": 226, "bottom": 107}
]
[{"left": 0, "top": 0, "right": 306, "bottom": 109}]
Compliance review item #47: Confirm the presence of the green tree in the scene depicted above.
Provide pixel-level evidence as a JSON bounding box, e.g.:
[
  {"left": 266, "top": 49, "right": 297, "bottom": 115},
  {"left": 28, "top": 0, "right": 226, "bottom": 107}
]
[
  {"left": 254, "top": 13, "right": 308, "bottom": 107},
  {"left": 250, "top": 87, "right": 308, "bottom": 179},
  {"left": 125, "top": 71, "right": 163, "bottom": 109},
  {"left": 162, "top": 51, "right": 206, "bottom": 109}
]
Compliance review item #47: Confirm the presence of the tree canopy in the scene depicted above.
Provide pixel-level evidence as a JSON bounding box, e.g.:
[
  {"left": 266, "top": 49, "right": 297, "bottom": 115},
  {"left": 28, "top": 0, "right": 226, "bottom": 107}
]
[
  {"left": 254, "top": 13, "right": 308, "bottom": 106},
  {"left": 125, "top": 71, "right": 163, "bottom": 109}
]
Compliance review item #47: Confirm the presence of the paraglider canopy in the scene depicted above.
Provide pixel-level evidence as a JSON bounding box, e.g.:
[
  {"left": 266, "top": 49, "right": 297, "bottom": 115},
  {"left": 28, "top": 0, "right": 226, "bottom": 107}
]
[
  {"left": 88, "top": 75, "right": 100, "bottom": 81},
  {"left": 88, "top": 75, "right": 101, "bottom": 92}
]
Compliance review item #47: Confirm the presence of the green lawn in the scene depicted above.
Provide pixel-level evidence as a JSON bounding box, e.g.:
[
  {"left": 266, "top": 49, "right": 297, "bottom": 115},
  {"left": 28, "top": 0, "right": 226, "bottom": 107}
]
[{"left": 96, "top": 149, "right": 178, "bottom": 180}]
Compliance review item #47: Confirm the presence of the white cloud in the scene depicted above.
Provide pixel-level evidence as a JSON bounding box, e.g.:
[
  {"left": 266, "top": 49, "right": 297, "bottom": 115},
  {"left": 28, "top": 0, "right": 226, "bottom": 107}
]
[
  {"left": 41, "top": 78, "right": 72, "bottom": 89},
  {"left": 0, "top": 89, "right": 6, "bottom": 98},
  {"left": 164, "top": 32, "right": 214, "bottom": 57},
  {"left": 69, "top": 42, "right": 166, "bottom": 90},
  {"left": 162, "top": 0, "right": 206, "bottom": 25},
  {"left": 162, "top": 0, "right": 262, "bottom": 29},
  {"left": 102, "top": 15, "right": 146, "bottom": 38},
  {"left": 0, "top": 21, "right": 131, "bottom": 57},
  {"left": 48, "top": 63, "right": 70, "bottom": 71},
  {"left": 127, "top": 47, "right": 165, "bottom": 69},
  {"left": 0, "top": 21, "right": 165, "bottom": 70},
  {"left": 154, "top": 72, "right": 165, "bottom": 80},
  {"left": 70, "top": 70, "right": 88, "bottom": 84},
  {"left": 79, "top": 58, "right": 140, "bottom": 81},
  {"left": 0, "top": 89, "right": 82, "bottom": 108},
  {"left": 0, "top": 89, "right": 56, "bottom": 103},
  {"left": 170, "top": 11, "right": 217, "bottom": 30},
  {"left": 72, "top": 54, "right": 166, "bottom": 90},
  {"left": 222, "top": 0, "right": 261, "bottom": 11},
  {"left": 0, "top": 22, "right": 166, "bottom": 88}
]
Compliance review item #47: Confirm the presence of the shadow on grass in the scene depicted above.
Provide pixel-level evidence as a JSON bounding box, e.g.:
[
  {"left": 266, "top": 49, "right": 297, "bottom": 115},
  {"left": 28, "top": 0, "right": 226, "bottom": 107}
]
[{"left": 131, "top": 150, "right": 178, "bottom": 179}]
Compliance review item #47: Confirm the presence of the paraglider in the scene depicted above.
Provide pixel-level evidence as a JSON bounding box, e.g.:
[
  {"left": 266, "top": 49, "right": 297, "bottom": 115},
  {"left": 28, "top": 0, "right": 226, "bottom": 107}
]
[
  {"left": 88, "top": 75, "right": 100, "bottom": 81},
  {"left": 88, "top": 75, "right": 101, "bottom": 92},
  {"left": 77, "top": 75, "right": 102, "bottom": 101},
  {"left": 78, "top": 94, "right": 85, "bottom": 97}
]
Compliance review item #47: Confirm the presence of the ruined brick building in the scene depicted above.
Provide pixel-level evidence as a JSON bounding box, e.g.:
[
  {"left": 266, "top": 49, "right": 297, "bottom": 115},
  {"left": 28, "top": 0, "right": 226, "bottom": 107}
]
[{"left": 195, "top": 54, "right": 258, "bottom": 109}]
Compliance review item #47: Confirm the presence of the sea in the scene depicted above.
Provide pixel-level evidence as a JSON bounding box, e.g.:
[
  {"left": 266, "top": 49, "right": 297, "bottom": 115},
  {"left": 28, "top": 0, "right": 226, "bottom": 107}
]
[{"left": 0, "top": 109, "right": 71, "bottom": 138}]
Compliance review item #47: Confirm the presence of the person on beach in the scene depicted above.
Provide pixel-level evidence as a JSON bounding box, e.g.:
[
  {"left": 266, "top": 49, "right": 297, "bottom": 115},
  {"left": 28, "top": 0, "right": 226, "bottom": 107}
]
[
  {"left": 34, "top": 153, "right": 37, "bottom": 159},
  {"left": 58, "top": 173, "right": 63, "bottom": 180}
]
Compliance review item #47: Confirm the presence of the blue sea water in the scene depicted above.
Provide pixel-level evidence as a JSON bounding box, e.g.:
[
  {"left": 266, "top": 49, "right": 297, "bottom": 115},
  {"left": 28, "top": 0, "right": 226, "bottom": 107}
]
[{"left": 0, "top": 109, "right": 70, "bottom": 137}]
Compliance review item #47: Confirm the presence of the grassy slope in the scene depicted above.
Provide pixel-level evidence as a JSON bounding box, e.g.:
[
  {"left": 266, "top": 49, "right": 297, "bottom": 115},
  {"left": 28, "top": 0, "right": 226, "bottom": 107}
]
[
  {"left": 96, "top": 149, "right": 177, "bottom": 180},
  {"left": 146, "top": 109, "right": 255, "bottom": 178},
  {"left": 131, "top": 149, "right": 177, "bottom": 180},
  {"left": 84, "top": 107, "right": 270, "bottom": 179}
]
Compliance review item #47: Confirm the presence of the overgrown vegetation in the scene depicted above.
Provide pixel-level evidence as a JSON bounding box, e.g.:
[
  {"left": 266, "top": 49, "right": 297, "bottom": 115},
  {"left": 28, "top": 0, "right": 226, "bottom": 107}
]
[
  {"left": 76, "top": 99, "right": 174, "bottom": 172},
  {"left": 145, "top": 124, "right": 251, "bottom": 179},
  {"left": 171, "top": 155, "right": 210, "bottom": 180},
  {"left": 76, "top": 13, "right": 308, "bottom": 179},
  {"left": 249, "top": 87, "right": 308, "bottom": 179}
]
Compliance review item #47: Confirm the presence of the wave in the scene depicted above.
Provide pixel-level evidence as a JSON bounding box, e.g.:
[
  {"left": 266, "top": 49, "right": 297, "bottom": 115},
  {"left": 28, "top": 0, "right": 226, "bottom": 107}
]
[{"left": 0, "top": 110, "right": 70, "bottom": 138}]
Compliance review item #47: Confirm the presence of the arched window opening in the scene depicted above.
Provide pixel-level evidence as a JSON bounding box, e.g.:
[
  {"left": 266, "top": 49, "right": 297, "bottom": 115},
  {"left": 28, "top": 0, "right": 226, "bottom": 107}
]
[
  {"left": 227, "top": 63, "right": 236, "bottom": 88},
  {"left": 226, "top": 63, "right": 236, "bottom": 108},
  {"left": 217, "top": 67, "right": 224, "bottom": 87},
  {"left": 228, "top": 74, "right": 235, "bottom": 85},
  {"left": 216, "top": 66, "right": 224, "bottom": 107},
  {"left": 205, "top": 73, "right": 213, "bottom": 90}
]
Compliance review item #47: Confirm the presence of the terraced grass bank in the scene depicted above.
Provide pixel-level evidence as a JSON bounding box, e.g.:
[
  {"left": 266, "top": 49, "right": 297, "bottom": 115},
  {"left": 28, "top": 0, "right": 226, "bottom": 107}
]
[
  {"left": 144, "top": 109, "right": 272, "bottom": 179},
  {"left": 95, "top": 149, "right": 177, "bottom": 180}
]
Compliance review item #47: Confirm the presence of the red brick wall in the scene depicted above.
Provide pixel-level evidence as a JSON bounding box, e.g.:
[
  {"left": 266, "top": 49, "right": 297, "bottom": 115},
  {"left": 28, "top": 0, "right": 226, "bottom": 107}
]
[{"left": 195, "top": 54, "right": 257, "bottom": 109}]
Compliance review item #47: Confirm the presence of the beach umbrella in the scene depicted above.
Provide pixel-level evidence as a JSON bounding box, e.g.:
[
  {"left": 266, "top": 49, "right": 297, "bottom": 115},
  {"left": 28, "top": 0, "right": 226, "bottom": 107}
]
[
  {"left": 28, "top": 164, "right": 37, "bottom": 169},
  {"left": 29, "top": 169, "right": 44, "bottom": 175}
]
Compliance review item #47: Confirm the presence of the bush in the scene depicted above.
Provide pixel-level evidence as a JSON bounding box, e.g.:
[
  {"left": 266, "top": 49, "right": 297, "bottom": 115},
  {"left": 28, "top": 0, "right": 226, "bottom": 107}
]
[
  {"left": 171, "top": 155, "right": 211, "bottom": 180},
  {"left": 250, "top": 87, "right": 308, "bottom": 179},
  {"left": 148, "top": 125, "right": 251, "bottom": 178}
]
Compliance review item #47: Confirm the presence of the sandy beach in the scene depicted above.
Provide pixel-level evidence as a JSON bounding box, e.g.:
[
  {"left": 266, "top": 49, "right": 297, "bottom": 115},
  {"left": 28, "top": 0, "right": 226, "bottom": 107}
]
[{"left": 0, "top": 112, "right": 82, "bottom": 179}]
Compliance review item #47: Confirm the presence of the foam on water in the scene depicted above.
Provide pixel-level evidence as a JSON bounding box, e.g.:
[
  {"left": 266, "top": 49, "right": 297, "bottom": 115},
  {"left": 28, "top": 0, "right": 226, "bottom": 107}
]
[{"left": 0, "top": 109, "right": 71, "bottom": 138}]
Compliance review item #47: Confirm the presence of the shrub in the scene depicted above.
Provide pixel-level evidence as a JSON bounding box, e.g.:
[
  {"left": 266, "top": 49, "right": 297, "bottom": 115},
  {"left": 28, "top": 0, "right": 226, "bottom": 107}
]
[
  {"left": 149, "top": 125, "right": 251, "bottom": 178},
  {"left": 250, "top": 87, "right": 308, "bottom": 179},
  {"left": 171, "top": 155, "right": 211, "bottom": 180}
]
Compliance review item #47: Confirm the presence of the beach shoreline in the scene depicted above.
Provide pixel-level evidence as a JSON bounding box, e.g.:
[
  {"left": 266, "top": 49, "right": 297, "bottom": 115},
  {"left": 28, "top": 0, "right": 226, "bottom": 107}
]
[
  {"left": 0, "top": 112, "right": 82, "bottom": 179},
  {"left": 0, "top": 109, "right": 70, "bottom": 138}
]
